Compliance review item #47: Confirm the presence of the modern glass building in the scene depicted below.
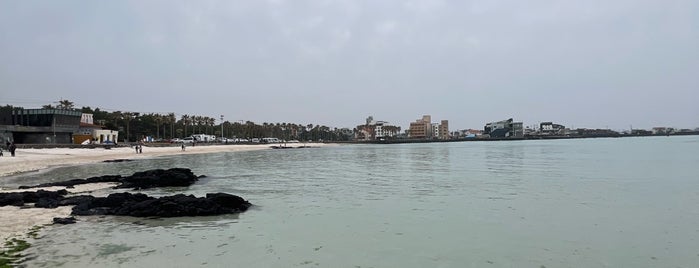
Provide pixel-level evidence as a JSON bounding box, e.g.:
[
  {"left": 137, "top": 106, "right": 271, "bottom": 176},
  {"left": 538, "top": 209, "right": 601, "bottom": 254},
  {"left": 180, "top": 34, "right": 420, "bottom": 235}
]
[{"left": 0, "top": 108, "right": 82, "bottom": 144}]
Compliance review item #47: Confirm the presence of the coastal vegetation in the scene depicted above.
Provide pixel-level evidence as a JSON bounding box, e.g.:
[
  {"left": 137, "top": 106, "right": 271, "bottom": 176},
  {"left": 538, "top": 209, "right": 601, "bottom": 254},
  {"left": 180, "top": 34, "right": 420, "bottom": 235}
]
[
  {"left": 0, "top": 235, "right": 33, "bottom": 267},
  {"left": 1, "top": 226, "right": 43, "bottom": 266}
]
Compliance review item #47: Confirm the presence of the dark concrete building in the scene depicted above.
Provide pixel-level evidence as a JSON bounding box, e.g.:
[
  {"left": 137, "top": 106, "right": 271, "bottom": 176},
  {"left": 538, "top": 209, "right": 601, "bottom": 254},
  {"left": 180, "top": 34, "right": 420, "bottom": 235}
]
[
  {"left": 0, "top": 107, "right": 82, "bottom": 144},
  {"left": 484, "top": 118, "right": 524, "bottom": 138}
]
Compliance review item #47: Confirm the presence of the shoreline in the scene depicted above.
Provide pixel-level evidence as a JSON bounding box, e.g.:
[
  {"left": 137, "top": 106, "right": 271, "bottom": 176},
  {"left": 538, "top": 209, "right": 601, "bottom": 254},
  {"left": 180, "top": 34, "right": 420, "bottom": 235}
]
[{"left": 0, "top": 143, "right": 334, "bottom": 179}]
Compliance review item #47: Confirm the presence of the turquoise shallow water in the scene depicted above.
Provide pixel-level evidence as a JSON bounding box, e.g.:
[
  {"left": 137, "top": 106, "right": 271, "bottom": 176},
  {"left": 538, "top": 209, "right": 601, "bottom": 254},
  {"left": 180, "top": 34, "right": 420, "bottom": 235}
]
[{"left": 3, "top": 136, "right": 699, "bottom": 267}]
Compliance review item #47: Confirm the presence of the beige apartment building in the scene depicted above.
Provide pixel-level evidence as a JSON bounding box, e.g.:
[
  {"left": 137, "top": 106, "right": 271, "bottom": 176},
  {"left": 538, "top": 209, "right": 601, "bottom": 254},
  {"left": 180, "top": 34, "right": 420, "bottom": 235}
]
[{"left": 408, "top": 115, "right": 449, "bottom": 139}]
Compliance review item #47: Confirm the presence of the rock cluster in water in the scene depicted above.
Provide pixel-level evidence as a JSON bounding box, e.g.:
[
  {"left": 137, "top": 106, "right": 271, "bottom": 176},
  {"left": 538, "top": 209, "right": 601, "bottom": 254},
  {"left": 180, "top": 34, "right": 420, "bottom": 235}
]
[
  {"left": 69, "top": 192, "right": 251, "bottom": 217},
  {"left": 1, "top": 168, "right": 251, "bottom": 220},
  {"left": 18, "top": 168, "right": 201, "bottom": 190},
  {"left": 0, "top": 189, "right": 68, "bottom": 207}
]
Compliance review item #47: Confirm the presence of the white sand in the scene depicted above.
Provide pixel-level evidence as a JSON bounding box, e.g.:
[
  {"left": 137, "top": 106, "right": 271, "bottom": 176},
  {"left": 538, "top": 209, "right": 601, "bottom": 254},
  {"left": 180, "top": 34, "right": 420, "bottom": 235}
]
[{"left": 0, "top": 143, "right": 334, "bottom": 241}]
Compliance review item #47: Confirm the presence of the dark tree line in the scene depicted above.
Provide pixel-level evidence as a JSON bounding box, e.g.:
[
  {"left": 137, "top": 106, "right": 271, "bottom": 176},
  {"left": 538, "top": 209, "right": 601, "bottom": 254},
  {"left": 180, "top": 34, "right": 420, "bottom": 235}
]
[
  {"left": 78, "top": 107, "right": 353, "bottom": 142},
  {"left": 3, "top": 101, "right": 355, "bottom": 142}
]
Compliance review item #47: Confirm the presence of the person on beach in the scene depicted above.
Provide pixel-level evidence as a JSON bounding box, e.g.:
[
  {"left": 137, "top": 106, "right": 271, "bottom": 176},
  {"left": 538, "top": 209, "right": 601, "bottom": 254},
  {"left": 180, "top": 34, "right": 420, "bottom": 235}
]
[
  {"left": 0, "top": 147, "right": 3, "bottom": 157},
  {"left": 135, "top": 145, "right": 139, "bottom": 154},
  {"left": 181, "top": 144, "right": 186, "bottom": 151},
  {"left": 139, "top": 145, "right": 143, "bottom": 154},
  {"left": 9, "top": 142, "right": 16, "bottom": 157}
]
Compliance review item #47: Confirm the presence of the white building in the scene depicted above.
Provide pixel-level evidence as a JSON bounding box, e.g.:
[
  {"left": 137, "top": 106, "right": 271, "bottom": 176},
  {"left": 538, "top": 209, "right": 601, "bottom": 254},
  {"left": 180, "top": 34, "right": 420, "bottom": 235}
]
[{"left": 75, "top": 113, "right": 118, "bottom": 144}]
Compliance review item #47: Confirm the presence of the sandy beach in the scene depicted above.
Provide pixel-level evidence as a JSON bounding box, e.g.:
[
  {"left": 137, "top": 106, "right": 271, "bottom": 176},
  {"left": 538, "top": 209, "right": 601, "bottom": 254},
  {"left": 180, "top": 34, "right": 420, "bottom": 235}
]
[{"left": 0, "top": 143, "right": 333, "bottom": 242}]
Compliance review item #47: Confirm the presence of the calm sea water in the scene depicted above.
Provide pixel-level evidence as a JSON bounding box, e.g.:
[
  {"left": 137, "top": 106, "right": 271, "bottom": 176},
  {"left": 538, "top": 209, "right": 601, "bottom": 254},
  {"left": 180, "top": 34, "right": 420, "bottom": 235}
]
[{"left": 4, "top": 136, "right": 699, "bottom": 267}]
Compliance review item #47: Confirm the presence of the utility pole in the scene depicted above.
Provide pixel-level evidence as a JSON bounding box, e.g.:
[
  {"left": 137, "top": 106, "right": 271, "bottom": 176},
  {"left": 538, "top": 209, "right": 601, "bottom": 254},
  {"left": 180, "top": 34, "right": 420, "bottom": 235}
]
[
  {"left": 53, "top": 116, "right": 56, "bottom": 143},
  {"left": 220, "top": 115, "right": 224, "bottom": 140}
]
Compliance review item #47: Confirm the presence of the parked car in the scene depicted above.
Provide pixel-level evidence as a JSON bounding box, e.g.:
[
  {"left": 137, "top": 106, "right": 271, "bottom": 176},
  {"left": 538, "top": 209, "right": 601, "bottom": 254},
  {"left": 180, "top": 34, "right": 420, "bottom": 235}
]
[
  {"left": 182, "top": 137, "right": 195, "bottom": 144},
  {"left": 170, "top": 138, "right": 183, "bottom": 143}
]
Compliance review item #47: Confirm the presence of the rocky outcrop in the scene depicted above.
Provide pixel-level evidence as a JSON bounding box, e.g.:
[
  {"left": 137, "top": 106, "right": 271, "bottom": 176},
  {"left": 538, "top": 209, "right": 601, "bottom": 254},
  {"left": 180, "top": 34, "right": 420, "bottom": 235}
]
[
  {"left": 116, "top": 168, "right": 199, "bottom": 189},
  {"left": 18, "top": 168, "right": 198, "bottom": 190},
  {"left": 0, "top": 190, "right": 69, "bottom": 208},
  {"left": 53, "top": 217, "right": 77, "bottom": 224},
  {"left": 3, "top": 168, "right": 251, "bottom": 218},
  {"left": 71, "top": 192, "right": 251, "bottom": 217},
  {"left": 1, "top": 191, "right": 251, "bottom": 217}
]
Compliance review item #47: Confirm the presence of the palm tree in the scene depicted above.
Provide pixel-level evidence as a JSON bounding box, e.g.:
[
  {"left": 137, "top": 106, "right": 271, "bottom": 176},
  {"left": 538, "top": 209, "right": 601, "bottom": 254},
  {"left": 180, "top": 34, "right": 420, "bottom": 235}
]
[
  {"left": 181, "top": 114, "right": 190, "bottom": 137},
  {"left": 198, "top": 116, "right": 205, "bottom": 134},
  {"left": 122, "top": 112, "right": 136, "bottom": 142},
  {"left": 207, "top": 117, "right": 216, "bottom": 135},
  {"left": 168, "top": 113, "right": 176, "bottom": 139},
  {"left": 155, "top": 114, "right": 162, "bottom": 140},
  {"left": 57, "top": 99, "right": 75, "bottom": 110}
]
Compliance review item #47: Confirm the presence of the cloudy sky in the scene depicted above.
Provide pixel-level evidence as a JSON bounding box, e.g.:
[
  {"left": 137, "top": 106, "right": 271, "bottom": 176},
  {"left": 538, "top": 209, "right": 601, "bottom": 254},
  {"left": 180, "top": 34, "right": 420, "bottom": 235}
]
[{"left": 1, "top": 0, "right": 697, "bottom": 130}]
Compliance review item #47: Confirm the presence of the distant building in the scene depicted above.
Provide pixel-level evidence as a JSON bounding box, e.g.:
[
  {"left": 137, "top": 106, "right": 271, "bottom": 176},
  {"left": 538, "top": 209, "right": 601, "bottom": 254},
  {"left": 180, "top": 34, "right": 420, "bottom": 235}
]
[
  {"left": 630, "top": 129, "right": 652, "bottom": 136},
  {"left": 356, "top": 116, "right": 400, "bottom": 140},
  {"left": 0, "top": 108, "right": 82, "bottom": 144},
  {"left": 540, "top": 122, "right": 566, "bottom": 135},
  {"left": 408, "top": 115, "right": 449, "bottom": 139},
  {"left": 573, "top": 128, "right": 620, "bottom": 137},
  {"left": 408, "top": 115, "right": 432, "bottom": 139},
  {"left": 453, "top": 129, "right": 482, "bottom": 138},
  {"left": 438, "top": 120, "right": 450, "bottom": 139},
  {"left": 483, "top": 118, "right": 523, "bottom": 138},
  {"left": 74, "top": 113, "right": 119, "bottom": 144},
  {"left": 652, "top": 127, "right": 674, "bottom": 135}
]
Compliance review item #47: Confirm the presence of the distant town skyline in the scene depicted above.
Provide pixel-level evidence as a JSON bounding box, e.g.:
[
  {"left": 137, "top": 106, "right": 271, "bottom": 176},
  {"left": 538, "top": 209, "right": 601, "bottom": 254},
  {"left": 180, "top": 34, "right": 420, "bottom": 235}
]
[{"left": 1, "top": 1, "right": 697, "bottom": 131}]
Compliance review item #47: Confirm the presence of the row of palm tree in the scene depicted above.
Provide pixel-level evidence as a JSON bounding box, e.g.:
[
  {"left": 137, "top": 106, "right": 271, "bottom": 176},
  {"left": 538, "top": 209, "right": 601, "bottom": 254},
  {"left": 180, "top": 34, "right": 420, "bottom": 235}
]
[
  {"left": 77, "top": 106, "right": 353, "bottom": 142},
  {"left": 5, "top": 102, "right": 357, "bottom": 143}
]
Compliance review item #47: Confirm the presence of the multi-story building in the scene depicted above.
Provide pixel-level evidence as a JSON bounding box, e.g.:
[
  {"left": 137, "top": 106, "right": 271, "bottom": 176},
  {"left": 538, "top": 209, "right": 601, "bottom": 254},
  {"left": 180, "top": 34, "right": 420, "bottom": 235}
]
[
  {"left": 356, "top": 116, "right": 400, "bottom": 140},
  {"left": 408, "top": 115, "right": 432, "bottom": 139},
  {"left": 0, "top": 107, "right": 82, "bottom": 144},
  {"left": 484, "top": 118, "right": 524, "bottom": 138},
  {"left": 409, "top": 115, "right": 449, "bottom": 139},
  {"left": 438, "top": 120, "right": 449, "bottom": 139}
]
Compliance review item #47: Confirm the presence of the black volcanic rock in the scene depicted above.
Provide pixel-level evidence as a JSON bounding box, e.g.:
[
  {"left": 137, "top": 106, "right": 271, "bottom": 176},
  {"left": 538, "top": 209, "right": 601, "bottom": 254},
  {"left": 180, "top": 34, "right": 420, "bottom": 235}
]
[
  {"left": 53, "top": 217, "right": 77, "bottom": 224},
  {"left": 58, "top": 195, "right": 96, "bottom": 206},
  {"left": 18, "top": 168, "right": 198, "bottom": 190},
  {"left": 116, "top": 168, "right": 198, "bottom": 189},
  {"left": 103, "top": 159, "right": 134, "bottom": 163},
  {"left": 0, "top": 190, "right": 68, "bottom": 207},
  {"left": 0, "top": 192, "right": 25, "bottom": 206},
  {"left": 4, "top": 169, "right": 251, "bottom": 218},
  {"left": 71, "top": 192, "right": 251, "bottom": 217}
]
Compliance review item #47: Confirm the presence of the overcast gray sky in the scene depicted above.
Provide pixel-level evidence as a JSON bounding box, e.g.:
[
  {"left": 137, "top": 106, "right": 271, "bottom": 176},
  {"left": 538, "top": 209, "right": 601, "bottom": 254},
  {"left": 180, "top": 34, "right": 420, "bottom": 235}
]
[{"left": 1, "top": 0, "right": 697, "bottom": 130}]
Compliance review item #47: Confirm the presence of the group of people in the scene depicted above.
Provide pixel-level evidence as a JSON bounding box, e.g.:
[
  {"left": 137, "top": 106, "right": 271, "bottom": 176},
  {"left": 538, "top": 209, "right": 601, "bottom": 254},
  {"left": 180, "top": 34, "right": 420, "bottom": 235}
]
[
  {"left": 1, "top": 142, "right": 16, "bottom": 157},
  {"left": 134, "top": 144, "right": 143, "bottom": 154}
]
